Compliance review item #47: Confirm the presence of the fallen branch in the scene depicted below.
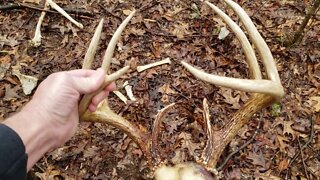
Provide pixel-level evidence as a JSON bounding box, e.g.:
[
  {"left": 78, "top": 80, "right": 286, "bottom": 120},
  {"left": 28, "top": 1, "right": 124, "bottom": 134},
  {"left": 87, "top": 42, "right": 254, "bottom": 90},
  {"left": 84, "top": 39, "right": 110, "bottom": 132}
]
[
  {"left": 0, "top": 3, "right": 94, "bottom": 17},
  {"left": 297, "top": 138, "right": 309, "bottom": 180}
]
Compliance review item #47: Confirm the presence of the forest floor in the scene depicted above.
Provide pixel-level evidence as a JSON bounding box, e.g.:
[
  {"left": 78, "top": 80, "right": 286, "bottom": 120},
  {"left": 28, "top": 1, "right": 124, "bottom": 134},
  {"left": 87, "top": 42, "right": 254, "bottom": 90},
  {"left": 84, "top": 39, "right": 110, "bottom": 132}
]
[{"left": 0, "top": 0, "right": 319, "bottom": 179}]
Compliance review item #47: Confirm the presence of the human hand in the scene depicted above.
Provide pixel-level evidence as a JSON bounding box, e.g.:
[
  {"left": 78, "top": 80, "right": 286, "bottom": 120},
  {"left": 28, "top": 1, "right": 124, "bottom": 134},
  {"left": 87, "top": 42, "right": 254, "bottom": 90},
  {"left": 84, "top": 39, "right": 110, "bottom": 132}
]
[
  {"left": 3, "top": 68, "right": 116, "bottom": 170},
  {"left": 26, "top": 68, "right": 116, "bottom": 147}
]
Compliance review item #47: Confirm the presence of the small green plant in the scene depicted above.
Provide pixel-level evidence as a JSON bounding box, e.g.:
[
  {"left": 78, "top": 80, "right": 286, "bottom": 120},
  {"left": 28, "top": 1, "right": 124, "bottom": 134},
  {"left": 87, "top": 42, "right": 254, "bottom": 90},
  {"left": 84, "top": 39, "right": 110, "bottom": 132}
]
[
  {"left": 271, "top": 103, "right": 282, "bottom": 117},
  {"left": 191, "top": 3, "right": 201, "bottom": 19}
]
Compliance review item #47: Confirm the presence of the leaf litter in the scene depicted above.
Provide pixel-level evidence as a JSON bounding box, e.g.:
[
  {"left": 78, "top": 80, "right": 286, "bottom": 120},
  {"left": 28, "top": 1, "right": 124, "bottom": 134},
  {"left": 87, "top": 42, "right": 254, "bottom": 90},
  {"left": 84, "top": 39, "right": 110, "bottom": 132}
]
[{"left": 0, "top": 0, "right": 319, "bottom": 179}]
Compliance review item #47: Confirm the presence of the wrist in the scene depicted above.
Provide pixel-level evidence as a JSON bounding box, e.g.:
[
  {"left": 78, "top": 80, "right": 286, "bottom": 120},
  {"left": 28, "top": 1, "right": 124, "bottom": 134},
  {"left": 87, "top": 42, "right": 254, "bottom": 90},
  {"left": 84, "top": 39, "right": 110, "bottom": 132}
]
[{"left": 3, "top": 101, "right": 57, "bottom": 170}]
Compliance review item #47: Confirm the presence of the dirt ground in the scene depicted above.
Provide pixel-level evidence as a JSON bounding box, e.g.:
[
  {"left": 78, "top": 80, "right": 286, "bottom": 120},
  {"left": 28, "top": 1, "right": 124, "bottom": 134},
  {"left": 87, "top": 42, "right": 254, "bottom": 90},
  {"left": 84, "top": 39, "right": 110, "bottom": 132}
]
[{"left": 0, "top": 0, "right": 319, "bottom": 179}]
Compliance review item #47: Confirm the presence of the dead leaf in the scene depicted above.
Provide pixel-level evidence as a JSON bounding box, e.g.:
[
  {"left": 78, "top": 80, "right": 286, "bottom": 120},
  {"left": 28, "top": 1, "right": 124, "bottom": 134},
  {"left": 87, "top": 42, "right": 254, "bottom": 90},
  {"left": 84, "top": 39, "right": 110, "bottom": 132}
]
[
  {"left": 178, "top": 132, "right": 200, "bottom": 157},
  {"left": 12, "top": 69, "right": 38, "bottom": 95},
  {"left": 276, "top": 135, "right": 289, "bottom": 152},
  {"left": 130, "top": 27, "right": 146, "bottom": 36},
  {"left": 83, "top": 146, "right": 100, "bottom": 158},
  {"left": 308, "top": 96, "right": 320, "bottom": 112},
  {"left": 247, "top": 150, "right": 266, "bottom": 167},
  {"left": 4, "top": 84, "right": 20, "bottom": 100},
  {"left": 283, "top": 120, "right": 295, "bottom": 137},
  {"left": 255, "top": 170, "right": 281, "bottom": 180},
  {"left": 172, "top": 21, "right": 190, "bottom": 39},
  {"left": 123, "top": 9, "right": 133, "bottom": 16},
  {"left": 35, "top": 166, "right": 65, "bottom": 180},
  {"left": 158, "top": 84, "right": 176, "bottom": 95},
  {"left": 159, "top": 84, "right": 176, "bottom": 103},
  {"left": 0, "top": 34, "right": 19, "bottom": 48},
  {"left": 219, "top": 88, "right": 241, "bottom": 109},
  {"left": 278, "top": 159, "right": 289, "bottom": 172},
  {"left": 0, "top": 55, "right": 11, "bottom": 80}
]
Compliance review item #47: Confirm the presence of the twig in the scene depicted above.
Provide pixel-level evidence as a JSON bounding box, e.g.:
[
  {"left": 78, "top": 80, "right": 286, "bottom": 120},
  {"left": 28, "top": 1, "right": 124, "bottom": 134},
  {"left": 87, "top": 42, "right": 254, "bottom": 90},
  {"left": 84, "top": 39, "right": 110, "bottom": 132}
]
[
  {"left": 216, "top": 116, "right": 262, "bottom": 171},
  {"left": 138, "top": 0, "right": 160, "bottom": 12},
  {"left": 285, "top": 0, "right": 320, "bottom": 46},
  {"left": 0, "top": 3, "right": 94, "bottom": 17},
  {"left": 297, "top": 138, "right": 309, "bottom": 180},
  {"left": 287, "top": 118, "right": 315, "bottom": 177},
  {"left": 97, "top": 4, "right": 122, "bottom": 21}
]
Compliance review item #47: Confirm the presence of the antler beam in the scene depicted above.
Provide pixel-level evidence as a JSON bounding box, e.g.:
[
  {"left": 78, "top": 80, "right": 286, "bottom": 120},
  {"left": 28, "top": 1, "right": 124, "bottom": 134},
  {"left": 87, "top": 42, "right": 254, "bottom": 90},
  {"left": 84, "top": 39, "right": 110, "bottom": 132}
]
[{"left": 182, "top": 0, "right": 285, "bottom": 170}]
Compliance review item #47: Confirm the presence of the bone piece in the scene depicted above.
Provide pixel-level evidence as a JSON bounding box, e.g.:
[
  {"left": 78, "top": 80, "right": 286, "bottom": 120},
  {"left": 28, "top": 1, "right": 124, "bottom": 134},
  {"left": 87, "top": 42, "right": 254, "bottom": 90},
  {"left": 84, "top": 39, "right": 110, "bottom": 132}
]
[
  {"left": 122, "top": 81, "right": 129, "bottom": 87},
  {"left": 113, "top": 91, "right": 128, "bottom": 104},
  {"left": 30, "top": 1, "right": 49, "bottom": 47},
  {"left": 137, "top": 58, "right": 171, "bottom": 72},
  {"left": 47, "top": 0, "right": 83, "bottom": 29},
  {"left": 124, "top": 84, "right": 136, "bottom": 101}
]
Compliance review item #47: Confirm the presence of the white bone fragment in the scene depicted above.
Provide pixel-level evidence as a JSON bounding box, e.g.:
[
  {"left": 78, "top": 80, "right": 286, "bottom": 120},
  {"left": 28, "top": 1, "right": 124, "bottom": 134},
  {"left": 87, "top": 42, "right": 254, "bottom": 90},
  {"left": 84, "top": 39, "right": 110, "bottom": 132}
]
[
  {"left": 30, "top": 1, "right": 49, "bottom": 47},
  {"left": 137, "top": 58, "right": 171, "bottom": 72},
  {"left": 122, "top": 81, "right": 129, "bottom": 88},
  {"left": 113, "top": 91, "right": 128, "bottom": 104},
  {"left": 218, "top": 27, "right": 229, "bottom": 40},
  {"left": 47, "top": 0, "right": 83, "bottom": 29},
  {"left": 124, "top": 84, "right": 136, "bottom": 101}
]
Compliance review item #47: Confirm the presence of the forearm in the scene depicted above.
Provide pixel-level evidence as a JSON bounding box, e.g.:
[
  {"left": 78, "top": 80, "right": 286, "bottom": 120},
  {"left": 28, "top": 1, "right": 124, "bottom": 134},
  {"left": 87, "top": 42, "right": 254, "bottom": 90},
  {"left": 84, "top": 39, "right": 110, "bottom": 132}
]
[{"left": 3, "top": 100, "right": 56, "bottom": 171}]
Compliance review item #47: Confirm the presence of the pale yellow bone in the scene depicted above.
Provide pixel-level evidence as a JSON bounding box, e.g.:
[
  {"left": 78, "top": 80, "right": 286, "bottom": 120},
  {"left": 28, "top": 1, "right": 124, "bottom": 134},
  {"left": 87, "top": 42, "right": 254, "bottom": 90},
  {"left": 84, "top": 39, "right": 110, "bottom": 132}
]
[
  {"left": 47, "top": 0, "right": 83, "bottom": 29},
  {"left": 137, "top": 58, "right": 171, "bottom": 72},
  {"left": 30, "top": 1, "right": 49, "bottom": 47}
]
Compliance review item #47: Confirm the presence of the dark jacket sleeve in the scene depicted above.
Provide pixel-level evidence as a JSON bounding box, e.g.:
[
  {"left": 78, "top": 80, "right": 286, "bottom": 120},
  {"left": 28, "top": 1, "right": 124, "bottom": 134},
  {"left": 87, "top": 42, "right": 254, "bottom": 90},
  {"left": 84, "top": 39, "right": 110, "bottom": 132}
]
[{"left": 0, "top": 124, "right": 28, "bottom": 180}]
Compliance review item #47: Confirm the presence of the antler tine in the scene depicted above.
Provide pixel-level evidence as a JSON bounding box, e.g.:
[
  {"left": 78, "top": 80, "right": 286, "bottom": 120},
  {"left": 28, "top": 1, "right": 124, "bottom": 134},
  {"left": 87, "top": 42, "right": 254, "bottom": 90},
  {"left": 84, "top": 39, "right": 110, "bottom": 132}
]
[
  {"left": 181, "top": 62, "right": 283, "bottom": 97},
  {"left": 151, "top": 103, "right": 176, "bottom": 164},
  {"left": 221, "top": 0, "right": 282, "bottom": 85},
  {"left": 79, "top": 11, "right": 135, "bottom": 115},
  {"left": 101, "top": 10, "right": 136, "bottom": 71},
  {"left": 181, "top": 1, "right": 285, "bottom": 99},
  {"left": 82, "top": 19, "right": 104, "bottom": 69},
  {"left": 204, "top": 1, "right": 261, "bottom": 80},
  {"left": 79, "top": 66, "right": 129, "bottom": 115}
]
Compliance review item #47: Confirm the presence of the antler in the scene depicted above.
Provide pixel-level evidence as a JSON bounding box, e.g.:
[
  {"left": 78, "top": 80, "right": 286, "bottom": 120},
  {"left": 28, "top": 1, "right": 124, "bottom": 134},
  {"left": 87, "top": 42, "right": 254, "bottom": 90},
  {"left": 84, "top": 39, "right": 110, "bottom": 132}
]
[
  {"left": 182, "top": 0, "right": 284, "bottom": 169},
  {"left": 76, "top": 0, "right": 285, "bottom": 177},
  {"left": 78, "top": 11, "right": 153, "bottom": 165}
]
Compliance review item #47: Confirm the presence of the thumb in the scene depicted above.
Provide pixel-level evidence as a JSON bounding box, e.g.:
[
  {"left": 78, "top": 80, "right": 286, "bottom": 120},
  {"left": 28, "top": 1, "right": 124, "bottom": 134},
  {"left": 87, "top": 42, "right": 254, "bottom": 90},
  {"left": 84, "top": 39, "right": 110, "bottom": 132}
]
[{"left": 71, "top": 68, "right": 106, "bottom": 94}]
